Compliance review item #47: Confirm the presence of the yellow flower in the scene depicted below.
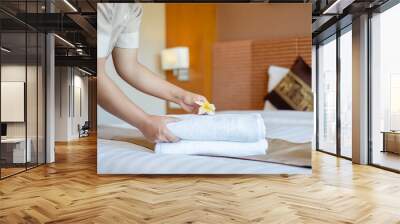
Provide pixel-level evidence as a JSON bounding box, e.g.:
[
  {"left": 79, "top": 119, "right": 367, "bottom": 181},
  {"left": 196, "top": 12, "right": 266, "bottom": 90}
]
[{"left": 196, "top": 100, "right": 216, "bottom": 115}]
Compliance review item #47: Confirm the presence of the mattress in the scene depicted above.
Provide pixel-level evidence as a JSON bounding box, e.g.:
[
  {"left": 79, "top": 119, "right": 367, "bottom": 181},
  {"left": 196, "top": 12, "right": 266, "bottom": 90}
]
[
  {"left": 98, "top": 139, "right": 311, "bottom": 174},
  {"left": 97, "top": 110, "right": 313, "bottom": 174}
]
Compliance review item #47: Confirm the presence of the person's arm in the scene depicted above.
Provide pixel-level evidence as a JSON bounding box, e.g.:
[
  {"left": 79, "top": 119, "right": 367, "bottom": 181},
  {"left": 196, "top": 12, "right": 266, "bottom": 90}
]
[
  {"left": 97, "top": 58, "right": 179, "bottom": 143},
  {"left": 111, "top": 47, "right": 206, "bottom": 112}
]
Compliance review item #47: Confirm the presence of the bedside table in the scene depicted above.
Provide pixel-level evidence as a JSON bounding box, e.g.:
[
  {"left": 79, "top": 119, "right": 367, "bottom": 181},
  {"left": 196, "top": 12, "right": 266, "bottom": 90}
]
[{"left": 381, "top": 131, "right": 400, "bottom": 154}]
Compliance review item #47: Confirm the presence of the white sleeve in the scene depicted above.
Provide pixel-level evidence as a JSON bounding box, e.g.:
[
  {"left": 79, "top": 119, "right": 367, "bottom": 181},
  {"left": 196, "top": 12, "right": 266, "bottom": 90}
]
[
  {"left": 114, "top": 32, "right": 140, "bottom": 49},
  {"left": 97, "top": 3, "right": 112, "bottom": 58},
  {"left": 97, "top": 34, "right": 111, "bottom": 58},
  {"left": 115, "top": 5, "right": 142, "bottom": 49}
]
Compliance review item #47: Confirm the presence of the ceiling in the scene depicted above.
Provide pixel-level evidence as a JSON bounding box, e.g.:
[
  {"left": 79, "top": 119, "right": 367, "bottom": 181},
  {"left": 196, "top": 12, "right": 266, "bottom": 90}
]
[
  {"left": 0, "top": 0, "right": 97, "bottom": 73},
  {"left": 311, "top": 0, "right": 390, "bottom": 43}
]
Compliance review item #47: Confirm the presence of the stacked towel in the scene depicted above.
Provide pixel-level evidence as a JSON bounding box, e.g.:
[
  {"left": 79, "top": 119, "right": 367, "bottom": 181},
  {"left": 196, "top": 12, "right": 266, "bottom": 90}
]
[{"left": 155, "top": 113, "right": 268, "bottom": 157}]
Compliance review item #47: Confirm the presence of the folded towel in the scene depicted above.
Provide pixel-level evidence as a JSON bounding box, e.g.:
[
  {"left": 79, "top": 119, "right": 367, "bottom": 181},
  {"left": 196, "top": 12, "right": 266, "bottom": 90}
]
[
  {"left": 155, "top": 139, "right": 268, "bottom": 157},
  {"left": 167, "top": 113, "right": 266, "bottom": 142}
]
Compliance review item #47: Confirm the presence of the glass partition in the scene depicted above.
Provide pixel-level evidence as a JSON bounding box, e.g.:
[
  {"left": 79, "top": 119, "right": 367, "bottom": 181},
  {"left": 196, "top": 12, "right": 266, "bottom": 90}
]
[
  {"left": 1, "top": 31, "right": 28, "bottom": 177},
  {"left": 0, "top": 1, "right": 46, "bottom": 179}
]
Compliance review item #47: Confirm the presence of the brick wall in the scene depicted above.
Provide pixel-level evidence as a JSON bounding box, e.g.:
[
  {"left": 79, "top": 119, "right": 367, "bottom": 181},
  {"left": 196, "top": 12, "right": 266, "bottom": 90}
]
[{"left": 212, "top": 37, "right": 311, "bottom": 110}]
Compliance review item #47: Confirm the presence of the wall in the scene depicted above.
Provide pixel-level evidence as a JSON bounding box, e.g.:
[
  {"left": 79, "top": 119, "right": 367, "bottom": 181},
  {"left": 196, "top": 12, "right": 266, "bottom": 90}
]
[
  {"left": 1, "top": 65, "right": 26, "bottom": 138},
  {"left": 213, "top": 37, "right": 311, "bottom": 110},
  {"left": 1, "top": 65, "right": 40, "bottom": 138},
  {"left": 1, "top": 63, "right": 46, "bottom": 164},
  {"left": 72, "top": 73, "right": 89, "bottom": 138},
  {"left": 216, "top": 3, "right": 311, "bottom": 42},
  {"left": 54, "top": 67, "right": 69, "bottom": 141},
  {"left": 212, "top": 3, "right": 311, "bottom": 110},
  {"left": 164, "top": 4, "right": 310, "bottom": 112},
  {"left": 54, "top": 67, "right": 89, "bottom": 141},
  {"left": 98, "top": 4, "right": 166, "bottom": 125},
  {"left": 165, "top": 4, "right": 216, "bottom": 114}
]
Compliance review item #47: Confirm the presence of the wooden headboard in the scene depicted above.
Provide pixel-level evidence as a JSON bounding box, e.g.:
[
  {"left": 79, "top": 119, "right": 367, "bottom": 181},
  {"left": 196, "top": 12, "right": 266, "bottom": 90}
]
[{"left": 212, "top": 37, "right": 311, "bottom": 110}]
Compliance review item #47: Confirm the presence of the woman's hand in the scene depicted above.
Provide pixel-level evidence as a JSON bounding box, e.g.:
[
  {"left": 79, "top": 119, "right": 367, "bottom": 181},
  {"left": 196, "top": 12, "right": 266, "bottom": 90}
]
[
  {"left": 177, "top": 91, "right": 208, "bottom": 113},
  {"left": 139, "top": 115, "right": 181, "bottom": 143}
]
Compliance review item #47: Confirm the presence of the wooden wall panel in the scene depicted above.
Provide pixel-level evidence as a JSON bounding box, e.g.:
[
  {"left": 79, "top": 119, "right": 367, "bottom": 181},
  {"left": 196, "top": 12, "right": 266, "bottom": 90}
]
[
  {"left": 213, "top": 37, "right": 312, "bottom": 110},
  {"left": 212, "top": 40, "right": 253, "bottom": 110},
  {"left": 165, "top": 4, "right": 216, "bottom": 114},
  {"left": 216, "top": 4, "right": 311, "bottom": 42}
]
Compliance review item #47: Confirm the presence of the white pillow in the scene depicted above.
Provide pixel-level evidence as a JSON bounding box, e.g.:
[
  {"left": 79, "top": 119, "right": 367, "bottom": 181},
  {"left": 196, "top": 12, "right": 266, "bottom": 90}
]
[
  {"left": 264, "top": 65, "right": 290, "bottom": 111},
  {"left": 267, "top": 65, "right": 289, "bottom": 92}
]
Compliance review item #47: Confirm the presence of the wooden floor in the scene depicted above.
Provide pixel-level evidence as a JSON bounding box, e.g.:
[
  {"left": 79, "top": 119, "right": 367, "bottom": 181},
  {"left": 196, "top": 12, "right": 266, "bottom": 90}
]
[
  {"left": 1, "top": 167, "right": 26, "bottom": 178},
  {"left": 1, "top": 136, "right": 400, "bottom": 224}
]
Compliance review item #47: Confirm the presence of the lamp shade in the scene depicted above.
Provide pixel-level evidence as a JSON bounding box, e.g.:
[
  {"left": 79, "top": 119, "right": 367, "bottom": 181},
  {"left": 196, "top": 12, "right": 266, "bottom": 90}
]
[{"left": 161, "top": 47, "right": 189, "bottom": 70}]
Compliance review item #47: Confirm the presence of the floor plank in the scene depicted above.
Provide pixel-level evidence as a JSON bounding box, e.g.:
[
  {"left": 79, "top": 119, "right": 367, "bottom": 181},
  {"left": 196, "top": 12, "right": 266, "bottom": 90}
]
[{"left": 0, "top": 135, "right": 400, "bottom": 224}]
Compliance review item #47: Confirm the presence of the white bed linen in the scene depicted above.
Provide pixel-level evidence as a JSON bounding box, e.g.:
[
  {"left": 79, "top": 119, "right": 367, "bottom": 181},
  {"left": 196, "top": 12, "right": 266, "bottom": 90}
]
[
  {"left": 98, "top": 139, "right": 310, "bottom": 174},
  {"left": 97, "top": 110, "right": 313, "bottom": 174},
  {"left": 219, "top": 110, "right": 313, "bottom": 143}
]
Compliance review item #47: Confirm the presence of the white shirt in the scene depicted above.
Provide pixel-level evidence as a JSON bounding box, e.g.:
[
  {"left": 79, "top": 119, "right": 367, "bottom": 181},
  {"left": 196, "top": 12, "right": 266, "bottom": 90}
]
[{"left": 97, "top": 3, "right": 143, "bottom": 58}]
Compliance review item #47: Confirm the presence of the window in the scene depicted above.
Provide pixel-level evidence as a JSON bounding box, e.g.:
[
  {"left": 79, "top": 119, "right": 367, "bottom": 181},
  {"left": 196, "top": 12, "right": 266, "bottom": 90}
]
[
  {"left": 339, "top": 28, "right": 352, "bottom": 158},
  {"left": 316, "top": 25, "right": 353, "bottom": 159},
  {"left": 317, "top": 36, "right": 337, "bottom": 154},
  {"left": 370, "top": 2, "right": 400, "bottom": 171},
  {"left": 390, "top": 74, "right": 400, "bottom": 130}
]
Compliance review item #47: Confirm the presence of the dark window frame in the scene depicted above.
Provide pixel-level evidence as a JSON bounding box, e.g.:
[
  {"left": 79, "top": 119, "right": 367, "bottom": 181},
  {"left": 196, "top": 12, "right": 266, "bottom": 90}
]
[{"left": 314, "top": 20, "right": 353, "bottom": 161}]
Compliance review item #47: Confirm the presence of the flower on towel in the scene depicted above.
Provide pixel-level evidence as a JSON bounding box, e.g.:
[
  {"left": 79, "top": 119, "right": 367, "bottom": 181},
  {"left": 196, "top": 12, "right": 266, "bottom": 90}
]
[{"left": 196, "top": 100, "right": 216, "bottom": 115}]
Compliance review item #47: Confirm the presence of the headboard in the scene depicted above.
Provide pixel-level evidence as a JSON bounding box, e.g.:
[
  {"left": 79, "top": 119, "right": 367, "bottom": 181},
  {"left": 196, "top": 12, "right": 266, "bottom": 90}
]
[{"left": 212, "top": 37, "right": 311, "bottom": 110}]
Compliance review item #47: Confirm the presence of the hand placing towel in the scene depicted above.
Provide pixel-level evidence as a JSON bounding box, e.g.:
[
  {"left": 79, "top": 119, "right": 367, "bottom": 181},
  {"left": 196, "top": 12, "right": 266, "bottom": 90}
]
[
  {"left": 155, "top": 139, "right": 268, "bottom": 157},
  {"left": 167, "top": 113, "right": 266, "bottom": 142}
]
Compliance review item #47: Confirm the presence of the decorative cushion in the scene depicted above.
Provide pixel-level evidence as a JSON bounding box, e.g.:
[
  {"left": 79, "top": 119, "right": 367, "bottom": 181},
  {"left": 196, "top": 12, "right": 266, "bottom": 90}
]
[
  {"left": 265, "top": 57, "right": 313, "bottom": 111},
  {"left": 290, "top": 56, "right": 312, "bottom": 86}
]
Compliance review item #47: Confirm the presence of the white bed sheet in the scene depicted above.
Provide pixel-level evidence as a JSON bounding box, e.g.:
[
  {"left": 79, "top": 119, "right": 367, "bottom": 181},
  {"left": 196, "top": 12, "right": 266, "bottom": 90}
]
[
  {"left": 97, "top": 110, "right": 313, "bottom": 174},
  {"left": 219, "top": 110, "right": 313, "bottom": 143},
  {"left": 98, "top": 139, "right": 311, "bottom": 174}
]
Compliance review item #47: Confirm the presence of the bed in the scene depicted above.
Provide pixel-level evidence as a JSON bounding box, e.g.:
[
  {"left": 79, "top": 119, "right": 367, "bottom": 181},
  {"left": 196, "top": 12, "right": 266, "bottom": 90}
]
[{"left": 97, "top": 110, "right": 313, "bottom": 174}]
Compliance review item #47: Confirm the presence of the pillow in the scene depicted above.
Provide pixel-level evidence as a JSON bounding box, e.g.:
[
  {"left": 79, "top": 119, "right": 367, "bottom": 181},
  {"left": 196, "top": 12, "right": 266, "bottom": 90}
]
[
  {"left": 290, "top": 56, "right": 312, "bottom": 87},
  {"left": 264, "top": 57, "right": 313, "bottom": 111},
  {"left": 267, "top": 65, "right": 290, "bottom": 93},
  {"left": 264, "top": 65, "right": 289, "bottom": 111}
]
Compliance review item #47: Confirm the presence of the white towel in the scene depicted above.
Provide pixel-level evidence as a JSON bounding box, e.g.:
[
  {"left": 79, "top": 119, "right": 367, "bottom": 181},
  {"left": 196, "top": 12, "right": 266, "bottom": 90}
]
[
  {"left": 155, "top": 113, "right": 267, "bottom": 157},
  {"left": 167, "top": 113, "right": 266, "bottom": 142},
  {"left": 155, "top": 139, "right": 268, "bottom": 157}
]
